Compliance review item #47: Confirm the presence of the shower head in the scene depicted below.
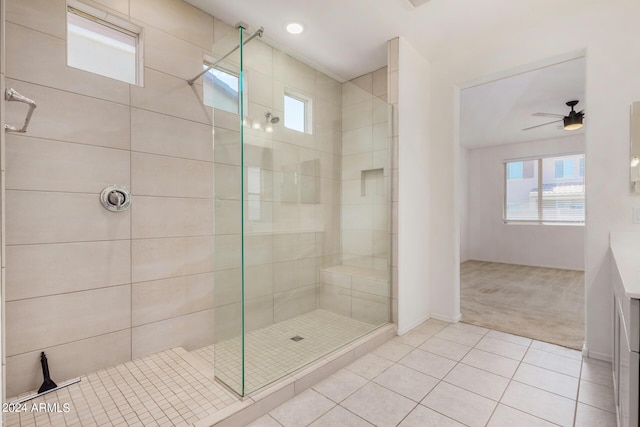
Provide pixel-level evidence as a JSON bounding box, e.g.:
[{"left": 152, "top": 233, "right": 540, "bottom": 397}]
[{"left": 265, "top": 112, "right": 280, "bottom": 124}]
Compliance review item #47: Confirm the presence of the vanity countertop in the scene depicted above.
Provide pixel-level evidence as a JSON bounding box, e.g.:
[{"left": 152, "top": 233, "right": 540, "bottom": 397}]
[{"left": 610, "top": 231, "right": 640, "bottom": 299}]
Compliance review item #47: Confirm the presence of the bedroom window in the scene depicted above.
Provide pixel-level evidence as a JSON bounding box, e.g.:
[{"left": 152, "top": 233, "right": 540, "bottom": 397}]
[{"left": 504, "top": 154, "right": 585, "bottom": 224}]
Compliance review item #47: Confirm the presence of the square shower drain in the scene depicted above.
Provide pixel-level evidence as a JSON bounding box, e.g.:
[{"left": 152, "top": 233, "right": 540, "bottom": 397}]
[{"left": 290, "top": 336, "right": 304, "bottom": 342}]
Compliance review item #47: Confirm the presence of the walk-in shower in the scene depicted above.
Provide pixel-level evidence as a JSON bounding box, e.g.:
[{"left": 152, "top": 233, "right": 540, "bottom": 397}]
[
  {"left": 2, "top": 6, "right": 392, "bottom": 422},
  {"left": 206, "top": 24, "right": 393, "bottom": 396}
]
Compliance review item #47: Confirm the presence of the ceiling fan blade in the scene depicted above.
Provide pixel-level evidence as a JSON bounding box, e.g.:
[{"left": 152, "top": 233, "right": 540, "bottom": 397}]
[
  {"left": 532, "top": 113, "right": 565, "bottom": 118},
  {"left": 522, "top": 119, "right": 563, "bottom": 131}
]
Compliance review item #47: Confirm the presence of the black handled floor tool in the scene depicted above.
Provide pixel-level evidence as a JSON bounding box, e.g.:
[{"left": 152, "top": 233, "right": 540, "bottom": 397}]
[{"left": 37, "top": 352, "right": 57, "bottom": 394}]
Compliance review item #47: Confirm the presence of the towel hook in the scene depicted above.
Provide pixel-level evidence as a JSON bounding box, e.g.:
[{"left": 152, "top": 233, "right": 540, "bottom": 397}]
[{"left": 4, "top": 88, "right": 37, "bottom": 133}]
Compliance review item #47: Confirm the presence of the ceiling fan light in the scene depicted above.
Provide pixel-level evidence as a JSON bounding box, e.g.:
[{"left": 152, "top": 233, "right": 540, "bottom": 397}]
[{"left": 563, "top": 115, "right": 583, "bottom": 131}]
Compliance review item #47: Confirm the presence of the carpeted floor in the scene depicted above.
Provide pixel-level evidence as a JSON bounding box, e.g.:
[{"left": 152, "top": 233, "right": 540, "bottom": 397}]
[{"left": 460, "top": 260, "right": 585, "bottom": 350}]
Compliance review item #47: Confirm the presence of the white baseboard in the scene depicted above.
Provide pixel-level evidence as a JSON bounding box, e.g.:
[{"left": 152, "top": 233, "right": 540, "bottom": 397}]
[
  {"left": 583, "top": 347, "right": 612, "bottom": 362},
  {"left": 397, "top": 313, "right": 431, "bottom": 335},
  {"left": 431, "top": 312, "right": 462, "bottom": 323}
]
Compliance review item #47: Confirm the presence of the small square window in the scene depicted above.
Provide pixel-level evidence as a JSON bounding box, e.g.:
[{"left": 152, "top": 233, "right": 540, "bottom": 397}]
[
  {"left": 67, "top": 5, "right": 141, "bottom": 85},
  {"left": 284, "top": 93, "right": 312, "bottom": 134},
  {"left": 203, "top": 65, "right": 240, "bottom": 114}
]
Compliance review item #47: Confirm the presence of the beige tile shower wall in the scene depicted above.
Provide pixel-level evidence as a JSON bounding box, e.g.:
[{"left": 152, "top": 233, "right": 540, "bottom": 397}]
[
  {"left": 321, "top": 67, "right": 392, "bottom": 325},
  {"left": 212, "top": 19, "right": 343, "bottom": 339},
  {"left": 341, "top": 68, "right": 389, "bottom": 271},
  {"left": 3, "top": 0, "right": 216, "bottom": 396}
]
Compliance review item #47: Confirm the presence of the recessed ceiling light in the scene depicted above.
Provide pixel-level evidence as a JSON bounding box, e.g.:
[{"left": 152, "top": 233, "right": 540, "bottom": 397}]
[{"left": 286, "top": 22, "right": 304, "bottom": 34}]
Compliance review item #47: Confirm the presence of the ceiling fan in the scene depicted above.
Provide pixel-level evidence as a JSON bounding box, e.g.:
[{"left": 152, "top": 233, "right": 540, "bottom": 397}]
[{"left": 523, "top": 100, "right": 585, "bottom": 131}]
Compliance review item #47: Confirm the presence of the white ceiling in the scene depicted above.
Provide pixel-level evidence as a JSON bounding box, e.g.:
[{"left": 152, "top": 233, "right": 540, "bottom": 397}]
[
  {"left": 184, "top": 0, "right": 572, "bottom": 81},
  {"left": 460, "top": 57, "right": 586, "bottom": 149},
  {"left": 184, "top": 0, "right": 585, "bottom": 148}
]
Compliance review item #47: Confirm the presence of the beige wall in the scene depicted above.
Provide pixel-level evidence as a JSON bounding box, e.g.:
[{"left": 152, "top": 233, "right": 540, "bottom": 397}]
[
  {"left": 3, "top": 0, "right": 217, "bottom": 397},
  {"left": 466, "top": 135, "right": 586, "bottom": 271}
]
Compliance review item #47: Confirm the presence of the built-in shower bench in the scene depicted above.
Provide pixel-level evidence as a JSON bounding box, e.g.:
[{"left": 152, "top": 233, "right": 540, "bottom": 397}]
[{"left": 319, "top": 265, "right": 390, "bottom": 325}]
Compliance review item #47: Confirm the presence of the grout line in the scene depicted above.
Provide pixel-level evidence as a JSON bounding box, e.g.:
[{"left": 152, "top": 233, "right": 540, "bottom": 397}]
[
  {"left": 5, "top": 188, "right": 214, "bottom": 201},
  {"left": 4, "top": 76, "right": 131, "bottom": 107},
  {"left": 573, "top": 358, "right": 584, "bottom": 426},
  {"left": 129, "top": 81, "right": 134, "bottom": 367}
]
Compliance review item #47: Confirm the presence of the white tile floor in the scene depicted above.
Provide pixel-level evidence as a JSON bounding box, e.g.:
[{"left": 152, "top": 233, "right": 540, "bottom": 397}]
[{"left": 252, "top": 319, "right": 617, "bottom": 427}]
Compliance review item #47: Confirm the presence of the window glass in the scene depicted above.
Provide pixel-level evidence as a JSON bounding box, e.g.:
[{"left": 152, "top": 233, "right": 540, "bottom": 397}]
[
  {"left": 203, "top": 66, "right": 239, "bottom": 114},
  {"left": 505, "top": 154, "right": 584, "bottom": 223},
  {"left": 284, "top": 94, "right": 306, "bottom": 133},
  {"left": 542, "top": 155, "right": 584, "bottom": 222},
  {"left": 505, "top": 160, "right": 538, "bottom": 221},
  {"left": 506, "top": 162, "right": 523, "bottom": 180},
  {"left": 67, "top": 7, "right": 138, "bottom": 84}
]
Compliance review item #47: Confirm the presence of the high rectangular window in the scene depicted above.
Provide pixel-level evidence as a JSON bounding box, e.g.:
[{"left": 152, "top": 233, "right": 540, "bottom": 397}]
[
  {"left": 504, "top": 154, "right": 585, "bottom": 223},
  {"left": 67, "top": 5, "right": 140, "bottom": 85},
  {"left": 284, "top": 92, "right": 312, "bottom": 134},
  {"left": 203, "top": 65, "right": 240, "bottom": 114}
]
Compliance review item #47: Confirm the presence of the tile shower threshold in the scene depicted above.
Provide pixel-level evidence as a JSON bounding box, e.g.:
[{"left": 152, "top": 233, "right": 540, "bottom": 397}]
[{"left": 196, "top": 322, "right": 396, "bottom": 427}]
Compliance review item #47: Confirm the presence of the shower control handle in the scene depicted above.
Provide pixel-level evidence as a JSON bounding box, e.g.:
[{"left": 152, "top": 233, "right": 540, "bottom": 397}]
[
  {"left": 108, "top": 190, "right": 124, "bottom": 208},
  {"left": 100, "top": 185, "right": 131, "bottom": 212}
]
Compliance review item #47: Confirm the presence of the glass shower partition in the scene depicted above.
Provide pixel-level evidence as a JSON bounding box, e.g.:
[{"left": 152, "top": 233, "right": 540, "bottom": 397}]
[
  {"left": 211, "top": 25, "right": 246, "bottom": 396},
  {"left": 212, "top": 25, "right": 392, "bottom": 397}
]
